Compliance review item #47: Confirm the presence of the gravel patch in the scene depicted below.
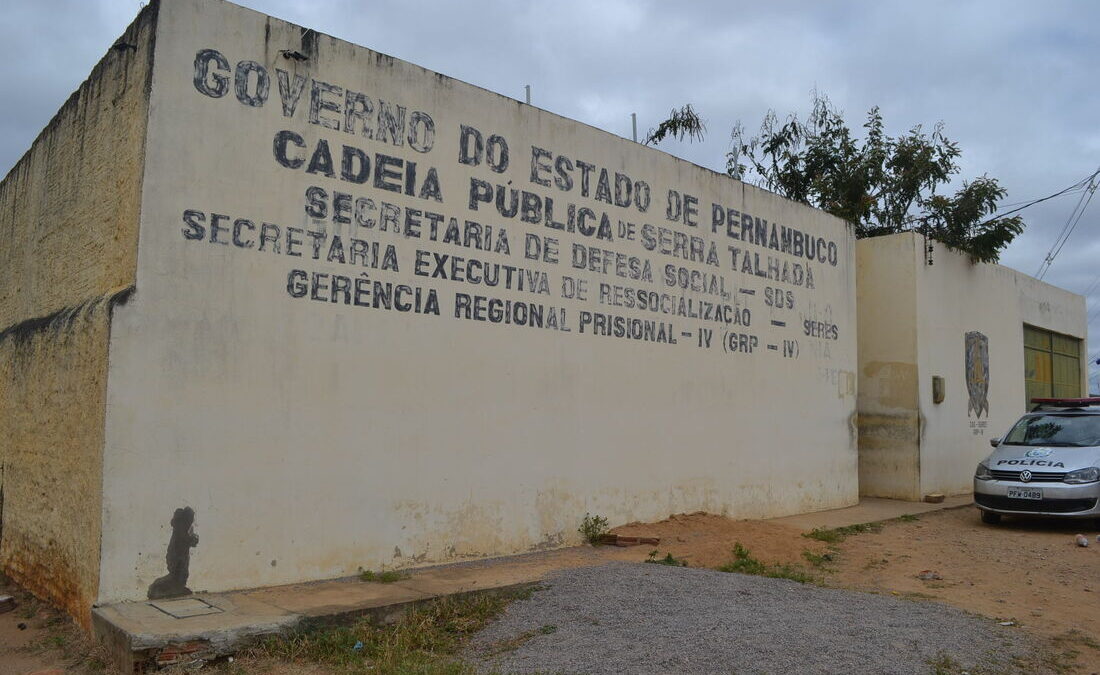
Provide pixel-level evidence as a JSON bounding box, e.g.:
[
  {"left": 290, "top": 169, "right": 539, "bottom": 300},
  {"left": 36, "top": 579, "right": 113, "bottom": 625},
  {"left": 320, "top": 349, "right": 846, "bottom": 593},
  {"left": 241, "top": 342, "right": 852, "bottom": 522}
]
[{"left": 466, "top": 562, "right": 1037, "bottom": 674}]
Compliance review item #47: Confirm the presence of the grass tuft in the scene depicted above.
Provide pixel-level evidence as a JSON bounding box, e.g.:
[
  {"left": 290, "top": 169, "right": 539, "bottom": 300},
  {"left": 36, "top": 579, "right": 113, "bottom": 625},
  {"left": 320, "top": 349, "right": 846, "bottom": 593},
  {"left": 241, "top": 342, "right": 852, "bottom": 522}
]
[
  {"left": 359, "top": 568, "right": 410, "bottom": 583},
  {"left": 926, "top": 652, "right": 964, "bottom": 674},
  {"left": 717, "top": 543, "right": 816, "bottom": 584},
  {"left": 243, "top": 590, "right": 528, "bottom": 672},
  {"left": 485, "top": 622, "right": 558, "bottom": 657},
  {"left": 803, "top": 522, "right": 882, "bottom": 544},
  {"left": 644, "top": 550, "right": 688, "bottom": 567}
]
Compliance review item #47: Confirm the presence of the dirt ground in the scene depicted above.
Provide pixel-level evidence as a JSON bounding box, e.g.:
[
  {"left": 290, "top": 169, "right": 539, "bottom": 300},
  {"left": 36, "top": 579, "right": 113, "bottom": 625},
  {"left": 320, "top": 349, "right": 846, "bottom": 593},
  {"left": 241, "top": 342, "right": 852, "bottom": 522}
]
[
  {"left": 611, "top": 510, "right": 833, "bottom": 568},
  {"left": 4, "top": 505, "right": 1100, "bottom": 674},
  {"left": 0, "top": 576, "right": 109, "bottom": 675},
  {"left": 827, "top": 508, "right": 1100, "bottom": 673},
  {"left": 611, "top": 507, "right": 1100, "bottom": 674}
]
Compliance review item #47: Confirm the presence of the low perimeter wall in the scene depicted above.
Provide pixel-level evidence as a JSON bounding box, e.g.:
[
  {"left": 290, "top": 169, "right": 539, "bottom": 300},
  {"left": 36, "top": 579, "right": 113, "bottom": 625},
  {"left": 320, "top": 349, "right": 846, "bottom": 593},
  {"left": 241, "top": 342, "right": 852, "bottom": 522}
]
[
  {"left": 857, "top": 233, "right": 1087, "bottom": 500},
  {"left": 96, "top": 0, "right": 858, "bottom": 603}
]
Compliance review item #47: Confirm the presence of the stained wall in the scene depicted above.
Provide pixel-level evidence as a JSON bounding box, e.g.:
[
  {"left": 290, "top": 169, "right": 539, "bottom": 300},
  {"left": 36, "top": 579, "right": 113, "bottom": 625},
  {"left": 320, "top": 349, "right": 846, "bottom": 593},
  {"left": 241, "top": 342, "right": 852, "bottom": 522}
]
[
  {"left": 0, "top": 5, "right": 156, "bottom": 627},
  {"left": 856, "top": 234, "right": 921, "bottom": 499},
  {"left": 914, "top": 237, "right": 1086, "bottom": 496},
  {"left": 97, "top": 0, "right": 859, "bottom": 603},
  {"left": 857, "top": 233, "right": 1087, "bottom": 500}
]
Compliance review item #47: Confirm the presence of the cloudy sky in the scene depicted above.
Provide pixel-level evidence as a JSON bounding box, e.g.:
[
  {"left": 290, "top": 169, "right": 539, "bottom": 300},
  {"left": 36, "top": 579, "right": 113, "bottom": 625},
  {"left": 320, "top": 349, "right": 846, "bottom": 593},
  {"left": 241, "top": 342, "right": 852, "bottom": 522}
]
[{"left": 4, "top": 1, "right": 1100, "bottom": 385}]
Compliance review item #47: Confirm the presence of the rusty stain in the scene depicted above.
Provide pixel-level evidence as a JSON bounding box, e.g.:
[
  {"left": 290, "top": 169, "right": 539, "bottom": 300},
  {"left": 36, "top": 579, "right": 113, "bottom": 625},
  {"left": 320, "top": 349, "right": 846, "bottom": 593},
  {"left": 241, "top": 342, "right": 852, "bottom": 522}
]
[
  {"left": 3, "top": 536, "right": 92, "bottom": 629},
  {"left": 0, "top": 305, "right": 114, "bottom": 631}
]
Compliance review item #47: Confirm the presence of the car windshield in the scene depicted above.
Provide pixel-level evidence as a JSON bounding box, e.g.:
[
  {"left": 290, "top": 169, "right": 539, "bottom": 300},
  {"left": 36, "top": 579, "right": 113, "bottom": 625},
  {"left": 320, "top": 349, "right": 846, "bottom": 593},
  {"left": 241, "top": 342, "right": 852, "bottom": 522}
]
[{"left": 1002, "top": 413, "right": 1100, "bottom": 447}]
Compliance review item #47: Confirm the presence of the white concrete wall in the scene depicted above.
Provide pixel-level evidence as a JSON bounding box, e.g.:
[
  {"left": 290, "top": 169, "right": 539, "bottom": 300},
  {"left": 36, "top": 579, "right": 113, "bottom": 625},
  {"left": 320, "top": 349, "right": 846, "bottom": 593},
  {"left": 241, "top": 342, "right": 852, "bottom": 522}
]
[
  {"left": 914, "top": 237, "right": 1086, "bottom": 496},
  {"left": 98, "top": 0, "right": 857, "bottom": 603},
  {"left": 858, "top": 233, "right": 1087, "bottom": 500}
]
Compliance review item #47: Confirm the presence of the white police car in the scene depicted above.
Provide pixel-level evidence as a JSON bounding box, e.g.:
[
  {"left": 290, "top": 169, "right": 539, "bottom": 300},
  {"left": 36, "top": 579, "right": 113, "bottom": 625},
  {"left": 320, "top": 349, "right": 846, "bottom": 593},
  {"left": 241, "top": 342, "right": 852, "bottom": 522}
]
[{"left": 974, "top": 398, "right": 1100, "bottom": 524}]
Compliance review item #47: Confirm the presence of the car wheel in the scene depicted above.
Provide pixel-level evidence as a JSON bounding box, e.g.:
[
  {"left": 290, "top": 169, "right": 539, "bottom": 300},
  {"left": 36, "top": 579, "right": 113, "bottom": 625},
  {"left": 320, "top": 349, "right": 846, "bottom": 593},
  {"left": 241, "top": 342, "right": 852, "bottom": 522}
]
[{"left": 980, "top": 510, "right": 1001, "bottom": 525}]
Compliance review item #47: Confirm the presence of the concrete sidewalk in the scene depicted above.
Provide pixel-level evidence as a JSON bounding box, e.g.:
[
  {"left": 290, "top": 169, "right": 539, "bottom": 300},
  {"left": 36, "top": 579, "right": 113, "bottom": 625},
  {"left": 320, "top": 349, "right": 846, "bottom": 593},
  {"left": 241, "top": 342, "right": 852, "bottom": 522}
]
[
  {"left": 772, "top": 494, "right": 973, "bottom": 531},
  {"left": 93, "top": 495, "right": 973, "bottom": 671},
  {"left": 93, "top": 546, "right": 624, "bottom": 671}
]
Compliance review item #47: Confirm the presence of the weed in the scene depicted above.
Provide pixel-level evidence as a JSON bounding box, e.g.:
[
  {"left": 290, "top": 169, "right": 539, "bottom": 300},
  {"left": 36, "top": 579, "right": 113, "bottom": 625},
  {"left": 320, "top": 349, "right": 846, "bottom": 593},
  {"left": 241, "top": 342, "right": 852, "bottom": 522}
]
[
  {"left": 359, "top": 568, "right": 410, "bottom": 583},
  {"left": 926, "top": 647, "right": 1074, "bottom": 675},
  {"left": 511, "top": 584, "right": 540, "bottom": 601},
  {"left": 1046, "top": 629, "right": 1100, "bottom": 672},
  {"left": 27, "top": 612, "right": 109, "bottom": 673},
  {"left": 897, "top": 513, "right": 919, "bottom": 522},
  {"left": 18, "top": 597, "right": 40, "bottom": 620},
  {"left": 243, "top": 589, "right": 525, "bottom": 672},
  {"left": 480, "top": 609, "right": 560, "bottom": 657},
  {"left": 802, "top": 550, "right": 832, "bottom": 567},
  {"left": 486, "top": 623, "right": 558, "bottom": 656},
  {"left": 803, "top": 522, "right": 881, "bottom": 544},
  {"left": 645, "top": 550, "right": 687, "bottom": 567},
  {"left": 578, "top": 513, "right": 609, "bottom": 545},
  {"left": 45, "top": 633, "right": 67, "bottom": 650},
  {"left": 720, "top": 543, "right": 766, "bottom": 575},
  {"left": 926, "top": 652, "right": 964, "bottom": 674},
  {"left": 717, "top": 543, "right": 816, "bottom": 584},
  {"left": 1051, "top": 629, "right": 1100, "bottom": 652}
]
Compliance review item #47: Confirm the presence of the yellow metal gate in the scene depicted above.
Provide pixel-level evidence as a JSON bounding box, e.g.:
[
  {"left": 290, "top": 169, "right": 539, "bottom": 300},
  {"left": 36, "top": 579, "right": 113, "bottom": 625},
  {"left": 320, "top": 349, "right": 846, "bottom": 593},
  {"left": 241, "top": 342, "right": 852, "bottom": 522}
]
[{"left": 1024, "top": 325, "right": 1082, "bottom": 404}]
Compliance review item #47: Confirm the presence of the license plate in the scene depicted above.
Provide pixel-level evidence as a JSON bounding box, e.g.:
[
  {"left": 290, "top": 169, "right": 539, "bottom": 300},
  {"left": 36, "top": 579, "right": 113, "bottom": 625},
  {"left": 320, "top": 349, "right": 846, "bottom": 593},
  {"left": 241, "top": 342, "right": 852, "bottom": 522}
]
[{"left": 1007, "top": 487, "right": 1042, "bottom": 500}]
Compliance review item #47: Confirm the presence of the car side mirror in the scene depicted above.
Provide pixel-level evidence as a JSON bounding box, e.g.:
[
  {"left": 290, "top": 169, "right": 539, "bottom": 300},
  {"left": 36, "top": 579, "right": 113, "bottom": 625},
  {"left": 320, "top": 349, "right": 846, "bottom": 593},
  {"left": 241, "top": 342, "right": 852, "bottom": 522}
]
[{"left": 989, "top": 437, "right": 1001, "bottom": 448}]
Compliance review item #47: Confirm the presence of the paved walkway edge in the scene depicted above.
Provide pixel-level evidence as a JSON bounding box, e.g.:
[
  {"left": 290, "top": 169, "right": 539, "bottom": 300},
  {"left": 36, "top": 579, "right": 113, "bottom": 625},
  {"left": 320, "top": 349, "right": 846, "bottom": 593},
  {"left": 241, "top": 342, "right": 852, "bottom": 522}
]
[
  {"left": 91, "top": 496, "right": 972, "bottom": 672},
  {"left": 92, "top": 582, "right": 538, "bottom": 672}
]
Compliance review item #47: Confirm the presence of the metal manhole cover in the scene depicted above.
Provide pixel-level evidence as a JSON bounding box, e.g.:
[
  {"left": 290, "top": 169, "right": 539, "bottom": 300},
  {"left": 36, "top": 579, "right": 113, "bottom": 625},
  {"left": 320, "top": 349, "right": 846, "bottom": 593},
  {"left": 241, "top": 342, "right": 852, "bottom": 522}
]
[{"left": 148, "top": 597, "right": 223, "bottom": 618}]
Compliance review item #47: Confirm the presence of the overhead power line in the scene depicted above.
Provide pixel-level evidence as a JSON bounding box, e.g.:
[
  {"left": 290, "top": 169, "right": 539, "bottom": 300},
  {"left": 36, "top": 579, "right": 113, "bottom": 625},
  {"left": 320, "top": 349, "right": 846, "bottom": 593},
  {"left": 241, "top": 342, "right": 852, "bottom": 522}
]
[
  {"left": 982, "top": 167, "right": 1100, "bottom": 227},
  {"left": 1081, "top": 272, "right": 1100, "bottom": 299},
  {"left": 1035, "top": 179, "right": 1098, "bottom": 280},
  {"left": 997, "top": 186, "right": 1088, "bottom": 209}
]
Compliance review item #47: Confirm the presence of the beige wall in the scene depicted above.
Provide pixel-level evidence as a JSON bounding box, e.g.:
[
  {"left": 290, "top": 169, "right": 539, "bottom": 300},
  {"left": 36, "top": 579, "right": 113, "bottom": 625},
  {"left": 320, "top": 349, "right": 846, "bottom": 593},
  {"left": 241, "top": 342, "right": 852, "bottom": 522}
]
[
  {"left": 0, "top": 5, "right": 155, "bottom": 627},
  {"left": 0, "top": 300, "right": 118, "bottom": 629},
  {"left": 914, "top": 237, "right": 1086, "bottom": 496},
  {"left": 0, "top": 7, "right": 153, "bottom": 328},
  {"left": 97, "top": 0, "right": 858, "bottom": 603},
  {"left": 858, "top": 233, "right": 1087, "bottom": 500},
  {"left": 856, "top": 235, "right": 921, "bottom": 499}
]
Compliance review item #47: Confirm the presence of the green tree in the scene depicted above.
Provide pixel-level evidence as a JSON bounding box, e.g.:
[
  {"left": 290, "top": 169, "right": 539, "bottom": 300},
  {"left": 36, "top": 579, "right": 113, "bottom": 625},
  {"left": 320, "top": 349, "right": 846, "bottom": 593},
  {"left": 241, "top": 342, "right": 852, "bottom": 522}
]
[
  {"left": 643, "top": 104, "right": 707, "bottom": 146},
  {"left": 649, "top": 94, "right": 1024, "bottom": 262}
]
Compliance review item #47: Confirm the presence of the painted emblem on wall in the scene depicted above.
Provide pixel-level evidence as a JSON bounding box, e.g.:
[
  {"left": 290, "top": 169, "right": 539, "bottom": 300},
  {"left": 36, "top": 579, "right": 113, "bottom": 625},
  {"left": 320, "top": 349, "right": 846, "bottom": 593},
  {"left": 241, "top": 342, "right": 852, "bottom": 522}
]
[{"left": 965, "top": 331, "right": 990, "bottom": 418}]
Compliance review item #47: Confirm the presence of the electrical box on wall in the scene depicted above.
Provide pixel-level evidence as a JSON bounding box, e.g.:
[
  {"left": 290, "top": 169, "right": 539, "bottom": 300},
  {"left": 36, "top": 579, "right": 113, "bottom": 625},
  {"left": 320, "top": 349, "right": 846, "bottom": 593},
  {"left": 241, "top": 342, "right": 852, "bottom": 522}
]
[{"left": 932, "top": 376, "right": 945, "bottom": 404}]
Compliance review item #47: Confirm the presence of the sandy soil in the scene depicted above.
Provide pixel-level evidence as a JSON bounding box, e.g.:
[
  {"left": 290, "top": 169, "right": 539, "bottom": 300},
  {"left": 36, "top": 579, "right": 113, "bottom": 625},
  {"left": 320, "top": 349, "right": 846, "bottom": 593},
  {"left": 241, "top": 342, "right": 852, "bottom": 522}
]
[
  {"left": 0, "top": 575, "right": 108, "bottom": 675},
  {"left": 611, "top": 511, "right": 832, "bottom": 568},
  {"left": 827, "top": 508, "right": 1100, "bottom": 673}
]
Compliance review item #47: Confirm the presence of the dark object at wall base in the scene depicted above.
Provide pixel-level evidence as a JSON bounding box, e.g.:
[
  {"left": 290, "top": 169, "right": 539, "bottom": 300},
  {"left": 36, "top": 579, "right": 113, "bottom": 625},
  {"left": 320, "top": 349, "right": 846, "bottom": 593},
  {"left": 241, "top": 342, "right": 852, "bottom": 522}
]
[
  {"left": 597, "top": 534, "right": 661, "bottom": 547},
  {"left": 147, "top": 506, "right": 200, "bottom": 600}
]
